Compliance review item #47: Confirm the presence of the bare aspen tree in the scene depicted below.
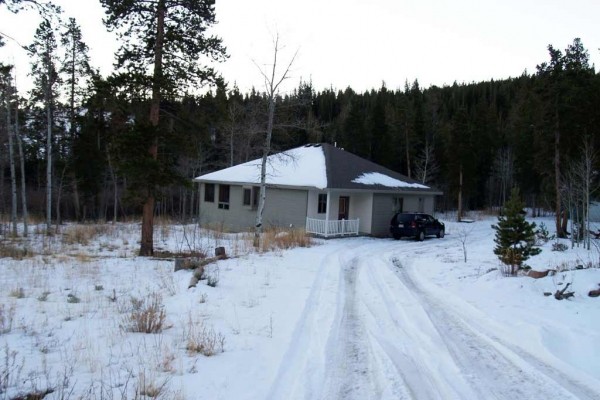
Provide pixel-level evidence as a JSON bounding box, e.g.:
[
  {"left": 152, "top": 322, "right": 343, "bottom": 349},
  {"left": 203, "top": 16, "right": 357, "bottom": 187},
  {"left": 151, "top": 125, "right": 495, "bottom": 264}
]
[
  {"left": 456, "top": 225, "right": 473, "bottom": 263},
  {"left": 3, "top": 70, "right": 18, "bottom": 236},
  {"left": 14, "top": 90, "right": 27, "bottom": 236},
  {"left": 223, "top": 100, "right": 244, "bottom": 167},
  {"left": 414, "top": 140, "right": 439, "bottom": 185},
  {"left": 569, "top": 137, "right": 596, "bottom": 250},
  {"left": 252, "top": 33, "right": 297, "bottom": 247}
]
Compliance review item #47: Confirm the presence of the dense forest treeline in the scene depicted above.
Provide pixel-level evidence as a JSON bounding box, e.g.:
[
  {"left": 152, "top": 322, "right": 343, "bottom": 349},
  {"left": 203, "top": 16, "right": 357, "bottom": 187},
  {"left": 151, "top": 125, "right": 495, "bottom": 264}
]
[{"left": 1, "top": 4, "right": 599, "bottom": 237}]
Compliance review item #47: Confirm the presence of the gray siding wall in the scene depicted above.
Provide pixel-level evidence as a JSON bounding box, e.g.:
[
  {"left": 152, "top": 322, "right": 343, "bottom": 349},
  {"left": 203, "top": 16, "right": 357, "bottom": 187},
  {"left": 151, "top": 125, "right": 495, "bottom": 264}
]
[
  {"left": 199, "top": 183, "right": 307, "bottom": 231},
  {"left": 263, "top": 188, "right": 308, "bottom": 229}
]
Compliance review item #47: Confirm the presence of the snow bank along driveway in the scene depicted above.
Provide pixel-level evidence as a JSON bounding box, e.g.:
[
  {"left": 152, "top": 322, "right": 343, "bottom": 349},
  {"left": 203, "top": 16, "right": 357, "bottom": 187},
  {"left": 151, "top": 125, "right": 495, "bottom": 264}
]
[{"left": 264, "top": 237, "right": 600, "bottom": 400}]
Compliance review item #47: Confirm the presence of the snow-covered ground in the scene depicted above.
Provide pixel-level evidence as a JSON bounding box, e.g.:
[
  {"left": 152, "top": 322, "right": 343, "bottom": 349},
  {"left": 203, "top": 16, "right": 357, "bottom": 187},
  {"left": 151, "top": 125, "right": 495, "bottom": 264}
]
[{"left": 1, "top": 216, "right": 599, "bottom": 399}]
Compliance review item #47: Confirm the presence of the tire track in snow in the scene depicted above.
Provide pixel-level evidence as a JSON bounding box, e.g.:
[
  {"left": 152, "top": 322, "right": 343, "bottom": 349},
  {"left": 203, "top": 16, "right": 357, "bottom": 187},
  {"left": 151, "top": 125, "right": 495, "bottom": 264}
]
[
  {"left": 265, "top": 241, "right": 378, "bottom": 400},
  {"left": 268, "top": 236, "right": 598, "bottom": 400},
  {"left": 388, "top": 253, "right": 599, "bottom": 400},
  {"left": 359, "top": 252, "right": 476, "bottom": 399},
  {"left": 319, "top": 257, "right": 388, "bottom": 400}
]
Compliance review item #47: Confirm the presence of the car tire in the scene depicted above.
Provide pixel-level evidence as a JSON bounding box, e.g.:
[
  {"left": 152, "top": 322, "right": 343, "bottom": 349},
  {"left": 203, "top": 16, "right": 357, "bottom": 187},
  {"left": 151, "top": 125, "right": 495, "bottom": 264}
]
[
  {"left": 417, "top": 231, "right": 425, "bottom": 241},
  {"left": 437, "top": 229, "right": 445, "bottom": 239},
  {"left": 392, "top": 233, "right": 402, "bottom": 240}
]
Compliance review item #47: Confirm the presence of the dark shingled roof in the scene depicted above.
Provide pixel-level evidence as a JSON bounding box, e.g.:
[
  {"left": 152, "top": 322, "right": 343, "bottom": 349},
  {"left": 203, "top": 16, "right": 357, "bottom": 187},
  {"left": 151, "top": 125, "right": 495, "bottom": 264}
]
[{"left": 315, "top": 143, "right": 440, "bottom": 193}]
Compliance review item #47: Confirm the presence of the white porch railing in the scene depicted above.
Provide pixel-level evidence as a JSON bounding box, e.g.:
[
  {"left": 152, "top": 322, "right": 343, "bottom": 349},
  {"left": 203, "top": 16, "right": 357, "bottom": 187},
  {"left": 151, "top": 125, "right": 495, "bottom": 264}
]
[{"left": 305, "top": 217, "right": 359, "bottom": 237}]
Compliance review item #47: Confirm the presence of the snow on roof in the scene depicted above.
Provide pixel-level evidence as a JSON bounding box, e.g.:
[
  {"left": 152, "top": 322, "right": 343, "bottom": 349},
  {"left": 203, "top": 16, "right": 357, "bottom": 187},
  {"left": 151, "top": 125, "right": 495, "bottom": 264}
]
[
  {"left": 195, "top": 145, "right": 328, "bottom": 189},
  {"left": 352, "top": 172, "right": 429, "bottom": 189}
]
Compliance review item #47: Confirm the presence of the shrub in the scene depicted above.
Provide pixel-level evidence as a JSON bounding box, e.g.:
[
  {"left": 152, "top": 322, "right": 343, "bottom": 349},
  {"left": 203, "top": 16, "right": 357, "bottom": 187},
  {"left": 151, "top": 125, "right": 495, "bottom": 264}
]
[
  {"left": 122, "top": 293, "right": 167, "bottom": 334},
  {"left": 184, "top": 319, "right": 225, "bottom": 357},
  {"left": 206, "top": 266, "right": 219, "bottom": 288},
  {"left": 552, "top": 242, "right": 569, "bottom": 252},
  {"left": 67, "top": 293, "right": 81, "bottom": 304},
  {"left": 535, "top": 222, "right": 554, "bottom": 244},
  {"left": 9, "top": 287, "right": 25, "bottom": 299},
  {"left": 37, "top": 291, "right": 50, "bottom": 302}
]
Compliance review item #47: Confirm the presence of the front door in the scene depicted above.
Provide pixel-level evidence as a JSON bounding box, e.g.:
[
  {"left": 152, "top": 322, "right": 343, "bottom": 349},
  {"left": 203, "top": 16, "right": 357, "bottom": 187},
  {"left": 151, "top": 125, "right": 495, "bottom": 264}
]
[{"left": 338, "top": 196, "right": 349, "bottom": 220}]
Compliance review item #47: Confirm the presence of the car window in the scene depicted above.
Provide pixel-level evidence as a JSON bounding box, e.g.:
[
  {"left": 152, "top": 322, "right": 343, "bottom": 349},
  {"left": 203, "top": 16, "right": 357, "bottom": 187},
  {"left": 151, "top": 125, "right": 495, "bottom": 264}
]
[{"left": 396, "top": 214, "right": 414, "bottom": 223}]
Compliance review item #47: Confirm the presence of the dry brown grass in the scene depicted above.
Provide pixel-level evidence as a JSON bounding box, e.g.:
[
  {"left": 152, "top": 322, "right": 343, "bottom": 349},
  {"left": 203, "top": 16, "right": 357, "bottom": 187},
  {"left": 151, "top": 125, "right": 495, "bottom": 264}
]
[
  {"left": 0, "top": 243, "right": 33, "bottom": 259},
  {"left": 259, "top": 227, "right": 312, "bottom": 252},
  {"left": 122, "top": 293, "right": 168, "bottom": 334},
  {"left": 62, "top": 224, "right": 115, "bottom": 246},
  {"left": 183, "top": 315, "right": 225, "bottom": 357}
]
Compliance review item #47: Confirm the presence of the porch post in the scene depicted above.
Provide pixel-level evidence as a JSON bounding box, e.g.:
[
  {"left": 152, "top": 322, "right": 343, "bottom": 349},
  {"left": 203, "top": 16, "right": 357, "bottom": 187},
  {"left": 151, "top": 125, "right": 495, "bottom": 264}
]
[{"left": 325, "top": 190, "right": 331, "bottom": 237}]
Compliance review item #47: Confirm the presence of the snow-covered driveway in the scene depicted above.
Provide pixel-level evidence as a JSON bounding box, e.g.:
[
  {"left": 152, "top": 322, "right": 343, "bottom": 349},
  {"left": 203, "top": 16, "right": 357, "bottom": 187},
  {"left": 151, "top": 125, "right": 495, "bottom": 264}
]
[{"left": 265, "top": 237, "right": 600, "bottom": 400}]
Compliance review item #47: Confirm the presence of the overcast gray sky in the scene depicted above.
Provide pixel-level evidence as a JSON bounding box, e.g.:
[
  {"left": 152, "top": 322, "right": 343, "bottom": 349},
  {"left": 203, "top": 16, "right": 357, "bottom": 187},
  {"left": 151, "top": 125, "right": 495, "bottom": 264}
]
[{"left": 1, "top": 0, "right": 599, "bottom": 95}]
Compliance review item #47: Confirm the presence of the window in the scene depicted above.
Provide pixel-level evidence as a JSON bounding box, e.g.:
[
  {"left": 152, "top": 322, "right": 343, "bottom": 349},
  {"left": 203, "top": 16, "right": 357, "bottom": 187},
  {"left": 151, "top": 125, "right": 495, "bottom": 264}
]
[
  {"left": 318, "top": 193, "right": 327, "bottom": 214},
  {"left": 243, "top": 186, "right": 260, "bottom": 209},
  {"left": 218, "top": 185, "right": 230, "bottom": 209},
  {"left": 204, "top": 183, "right": 215, "bottom": 202},
  {"left": 243, "top": 188, "right": 252, "bottom": 206}
]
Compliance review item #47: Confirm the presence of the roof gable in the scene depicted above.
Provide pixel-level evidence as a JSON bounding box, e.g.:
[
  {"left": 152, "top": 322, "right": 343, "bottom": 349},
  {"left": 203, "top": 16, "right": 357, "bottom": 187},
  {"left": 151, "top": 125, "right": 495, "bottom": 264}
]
[
  {"left": 195, "top": 143, "right": 438, "bottom": 193},
  {"left": 321, "top": 143, "right": 432, "bottom": 191},
  {"left": 194, "top": 145, "right": 327, "bottom": 189}
]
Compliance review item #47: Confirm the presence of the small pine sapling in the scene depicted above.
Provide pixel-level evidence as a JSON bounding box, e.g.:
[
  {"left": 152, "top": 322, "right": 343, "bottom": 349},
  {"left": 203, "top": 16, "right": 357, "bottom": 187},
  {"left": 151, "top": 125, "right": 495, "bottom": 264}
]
[{"left": 492, "top": 188, "right": 541, "bottom": 275}]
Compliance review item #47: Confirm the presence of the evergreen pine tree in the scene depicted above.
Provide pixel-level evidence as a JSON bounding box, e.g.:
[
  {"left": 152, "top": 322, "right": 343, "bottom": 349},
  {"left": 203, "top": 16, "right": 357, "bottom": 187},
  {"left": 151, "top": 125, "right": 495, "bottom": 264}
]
[
  {"left": 492, "top": 188, "right": 541, "bottom": 274},
  {"left": 100, "top": 0, "right": 227, "bottom": 256}
]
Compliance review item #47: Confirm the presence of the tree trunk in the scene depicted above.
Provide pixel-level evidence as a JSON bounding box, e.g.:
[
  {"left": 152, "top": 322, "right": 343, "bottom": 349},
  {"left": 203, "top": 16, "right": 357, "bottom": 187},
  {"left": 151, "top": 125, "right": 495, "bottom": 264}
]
[
  {"left": 6, "top": 83, "right": 18, "bottom": 236},
  {"left": 457, "top": 164, "right": 463, "bottom": 222},
  {"left": 140, "top": 1, "right": 165, "bottom": 256},
  {"left": 254, "top": 95, "right": 274, "bottom": 247},
  {"left": 69, "top": 39, "right": 81, "bottom": 221},
  {"left": 15, "top": 96, "right": 27, "bottom": 237},
  {"left": 45, "top": 79, "right": 52, "bottom": 234},
  {"left": 554, "top": 117, "right": 564, "bottom": 238},
  {"left": 253, "top": 34, "right": 297, "bottom": 248},
  {"left": 55, "top": 164, "right": 67, "bottom": 233},
  {"left": 107, "top": 151, "right": 118, "bottom": 223}
]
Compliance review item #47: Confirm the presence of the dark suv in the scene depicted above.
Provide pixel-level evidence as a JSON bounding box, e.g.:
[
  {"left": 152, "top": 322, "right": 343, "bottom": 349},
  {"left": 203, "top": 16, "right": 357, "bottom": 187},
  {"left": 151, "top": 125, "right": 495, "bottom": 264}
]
[{"left": 390, "top": 212, "right": 445, "bottom": 241}]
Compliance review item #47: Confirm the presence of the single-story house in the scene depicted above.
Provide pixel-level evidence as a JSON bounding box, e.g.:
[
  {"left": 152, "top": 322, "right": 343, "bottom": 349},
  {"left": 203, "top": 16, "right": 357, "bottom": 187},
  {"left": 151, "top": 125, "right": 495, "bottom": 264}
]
[{"left": 193, "top": 143, "right": 442, "bottom": 237}]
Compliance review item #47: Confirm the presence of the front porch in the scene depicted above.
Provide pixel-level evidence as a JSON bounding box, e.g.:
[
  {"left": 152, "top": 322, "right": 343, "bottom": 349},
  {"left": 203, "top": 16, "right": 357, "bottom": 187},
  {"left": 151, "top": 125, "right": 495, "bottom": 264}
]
[{"left": 305, "top": 217, "right": 360, "bottom": 238}]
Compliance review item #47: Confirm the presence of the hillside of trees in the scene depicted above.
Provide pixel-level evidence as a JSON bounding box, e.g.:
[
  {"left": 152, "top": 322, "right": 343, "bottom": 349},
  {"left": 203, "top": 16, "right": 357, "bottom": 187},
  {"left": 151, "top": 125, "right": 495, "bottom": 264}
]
[{"left": 1, "top": 3, "right": 599, "bottom": 238}]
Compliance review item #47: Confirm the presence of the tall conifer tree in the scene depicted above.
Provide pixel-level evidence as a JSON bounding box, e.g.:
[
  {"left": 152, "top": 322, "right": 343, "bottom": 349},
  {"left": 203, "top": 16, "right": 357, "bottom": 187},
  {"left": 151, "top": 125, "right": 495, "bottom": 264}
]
[{"left": 100, "top": 0, "right": 226, "bottom": 255}]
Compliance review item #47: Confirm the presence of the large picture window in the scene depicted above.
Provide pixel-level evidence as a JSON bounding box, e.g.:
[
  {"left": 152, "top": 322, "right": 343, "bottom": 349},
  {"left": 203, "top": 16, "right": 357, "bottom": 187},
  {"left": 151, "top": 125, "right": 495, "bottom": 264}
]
[
  {"left": 204, "top": 183, "right": 215, "bottom": 202},
  {"left": 318, "top": 193, "right": 327, "bottom": 214},
  {"left": 218, "top": 185, "right": 230, "bottom": 210}
]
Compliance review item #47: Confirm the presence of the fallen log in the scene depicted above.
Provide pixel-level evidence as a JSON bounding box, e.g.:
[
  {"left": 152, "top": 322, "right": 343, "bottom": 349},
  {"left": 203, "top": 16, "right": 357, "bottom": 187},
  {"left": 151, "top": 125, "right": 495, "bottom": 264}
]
[
  {"left": 555, "top": 282, "right": 575, "bottom": 300},
  {"left": 527, "top": 269, "right": 550, "bottom": 279}
]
